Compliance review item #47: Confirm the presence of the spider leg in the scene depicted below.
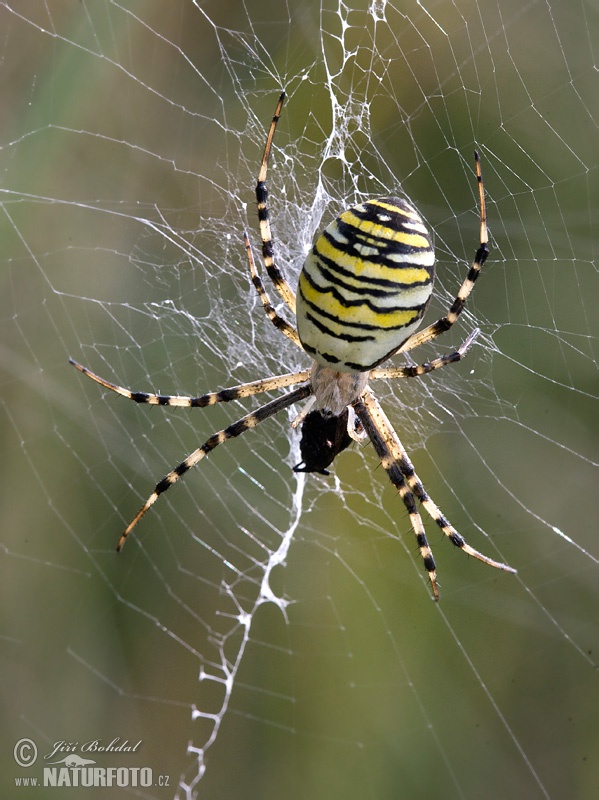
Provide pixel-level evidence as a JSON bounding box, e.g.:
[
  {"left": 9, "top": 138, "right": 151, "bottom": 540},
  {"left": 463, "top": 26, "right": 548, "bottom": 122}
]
[
  {"left": 371, "top": 328, "right": 479, "bottom": 380},
  {"left": 69, "top": 358, "right": 309, "bottom": 407},
  {"left": 290, "top": 395, "right": 316, "bottom": 429},
  {"left": 399, "top": 152, "right": 488, "bottom": 354},
  {"left": 255, "top": 91, "right": 297, "bottom": 315},
  {"left": 353, "top": 388, "right": 440, "bottom": 599},
  {"left": 353, "top": 387, "right": 515, "bottom": 600},
  {"left": 380, "top": 406, "right": 516, "bottom": 575},
  {"left": 116, "top": 383, "right": 312, "bottom": 550},
  {"left": 244, "top": 232, "right": 301, "bottom": 348}
]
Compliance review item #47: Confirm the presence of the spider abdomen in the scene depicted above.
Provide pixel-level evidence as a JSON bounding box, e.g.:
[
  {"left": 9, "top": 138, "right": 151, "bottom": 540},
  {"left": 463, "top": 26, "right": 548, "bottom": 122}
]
[{"left": 296, "top": 197, "right": 435, "bottom": 372}]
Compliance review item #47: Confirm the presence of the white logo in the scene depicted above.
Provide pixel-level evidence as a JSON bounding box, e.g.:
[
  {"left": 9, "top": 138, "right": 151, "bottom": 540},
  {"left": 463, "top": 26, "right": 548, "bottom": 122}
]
[
  {"left": 14, "top": 739, "right": 37, "bottom": 767},
  {"left": 47, "top": 754, "right": 96, "bottom": 767}
]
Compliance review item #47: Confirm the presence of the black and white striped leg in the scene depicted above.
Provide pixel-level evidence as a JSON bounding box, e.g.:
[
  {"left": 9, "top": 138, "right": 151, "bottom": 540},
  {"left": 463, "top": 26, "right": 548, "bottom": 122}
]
[
  {"left": 69, "top": 358, "right": 310, "bottom": 408},
  {"left": 116, "top": 384, "right": 312, "bottom": 550},
  {"left": 255, "top": 91, "right": 297, "bottom": 314},
  {"left": 400, "top": 152, "right": 488, "bottom": 354},
  {"left": 243, "top": 232, "right": 301, "bottom": 347},
  {"left": 383, "top": 410, "right": 517, "bottom": 575},
  {"left": 371, "top": 328, "right": 480, "bottom": 381},
  {"left": 354, "top": 388, "right": 516, "bottom": 600},
  {"left": 354, "top": 389, "right": 440, "bottom": 599}
]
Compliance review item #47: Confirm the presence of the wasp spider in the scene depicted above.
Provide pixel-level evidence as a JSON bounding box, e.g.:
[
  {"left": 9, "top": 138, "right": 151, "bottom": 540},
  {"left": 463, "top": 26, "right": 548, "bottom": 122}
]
[{"left": 71, "top": 92, "right": 516, "bottom": 599}]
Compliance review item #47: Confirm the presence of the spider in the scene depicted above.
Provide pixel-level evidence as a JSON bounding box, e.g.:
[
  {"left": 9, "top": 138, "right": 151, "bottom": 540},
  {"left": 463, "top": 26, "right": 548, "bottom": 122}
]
[{"left": 70, "top": 92, "right": 516, "bottom": 600}]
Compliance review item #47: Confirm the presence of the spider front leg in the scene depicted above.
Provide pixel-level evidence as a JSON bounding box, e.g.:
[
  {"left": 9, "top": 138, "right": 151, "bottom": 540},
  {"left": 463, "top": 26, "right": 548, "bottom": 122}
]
[
  {"left": 354, "top": 390, "right": 440, "bottom": 598},
  {"left": 353, "top": 388, "right": 516, "bottom": 599},
  {"left": 115, "top": 384, "right": 312, "bottom": 550},
  {"left": 69, "top": 358, "right": 312, "bottom": 549}
]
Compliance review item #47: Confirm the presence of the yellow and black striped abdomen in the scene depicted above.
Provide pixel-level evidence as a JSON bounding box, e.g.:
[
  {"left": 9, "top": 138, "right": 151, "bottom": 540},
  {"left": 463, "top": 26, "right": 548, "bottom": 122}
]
[{"left": 296, "top": 197, "right": 435, "bottom": 372}]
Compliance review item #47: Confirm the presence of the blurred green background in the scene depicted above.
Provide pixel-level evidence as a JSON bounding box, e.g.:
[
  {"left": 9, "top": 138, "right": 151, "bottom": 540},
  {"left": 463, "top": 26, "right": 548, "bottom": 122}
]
[{"left": 1, "top": 1, "right": 596, "bottom": 798}]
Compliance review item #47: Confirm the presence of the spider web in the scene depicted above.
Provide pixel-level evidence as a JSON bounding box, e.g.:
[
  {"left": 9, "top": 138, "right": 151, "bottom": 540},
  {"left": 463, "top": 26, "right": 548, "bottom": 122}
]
[{"left": 1, "top": 1, "right": 597, "bottom": 798}]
